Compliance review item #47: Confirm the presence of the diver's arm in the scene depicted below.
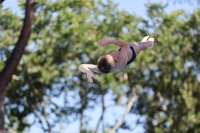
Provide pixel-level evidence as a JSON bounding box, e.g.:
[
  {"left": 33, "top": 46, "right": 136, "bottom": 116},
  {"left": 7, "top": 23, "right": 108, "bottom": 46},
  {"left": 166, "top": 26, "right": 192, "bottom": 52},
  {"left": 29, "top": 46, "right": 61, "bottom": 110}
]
[
  {"left": 79, "top": 64, "right": 99, "bottom": 82},
  {"left": 98, "top": 39, "right": 129, "bottom": 47},
  {"left": 79, "top": 64, "right": 100, "bottom": 73}
]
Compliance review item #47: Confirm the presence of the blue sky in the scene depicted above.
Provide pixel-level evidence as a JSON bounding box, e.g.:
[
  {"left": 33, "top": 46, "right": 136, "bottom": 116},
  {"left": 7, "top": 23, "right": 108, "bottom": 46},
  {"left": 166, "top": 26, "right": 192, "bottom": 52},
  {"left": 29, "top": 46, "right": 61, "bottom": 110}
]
[
  {"left": 2, "top": 0, "right": 197, "bottom": 133},
  {"left": 2, "top": 0, "right": 197, "bottom": 17}
]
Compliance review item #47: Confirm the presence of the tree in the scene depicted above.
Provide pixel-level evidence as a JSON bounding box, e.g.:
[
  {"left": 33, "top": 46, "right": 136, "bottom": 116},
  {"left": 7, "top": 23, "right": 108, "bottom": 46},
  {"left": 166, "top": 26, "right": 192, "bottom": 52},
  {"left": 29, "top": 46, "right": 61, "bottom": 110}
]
[
  {"left": 2, "top": 0, "right": 199, "bottom": 133},
  {"left": 127, "top": 3, "right": 200, "bottom": 133},
  {"left": 0, "top": 0, "right": 37, "bottom": 132},
  {"left": 1, "top": 0, "right": 141, "bottom": 132}
]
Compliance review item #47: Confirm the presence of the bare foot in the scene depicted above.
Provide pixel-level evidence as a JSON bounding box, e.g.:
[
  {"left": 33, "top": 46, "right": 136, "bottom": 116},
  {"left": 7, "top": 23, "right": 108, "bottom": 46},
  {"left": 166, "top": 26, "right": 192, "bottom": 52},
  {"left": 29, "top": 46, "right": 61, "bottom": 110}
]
[
  {"left": 141, "top": 36, "right": 150, "bottom": 42},
  {"left": 147, "top": 37, "right": 154, "bottom": 48}
]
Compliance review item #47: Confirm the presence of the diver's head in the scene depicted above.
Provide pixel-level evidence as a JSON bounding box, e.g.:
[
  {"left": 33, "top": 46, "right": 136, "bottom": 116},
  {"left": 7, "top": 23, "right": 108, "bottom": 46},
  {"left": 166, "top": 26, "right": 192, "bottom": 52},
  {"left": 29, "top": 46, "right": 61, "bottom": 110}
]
[{"left": 97, "top": 54, "right": 115, "bottom": 74}]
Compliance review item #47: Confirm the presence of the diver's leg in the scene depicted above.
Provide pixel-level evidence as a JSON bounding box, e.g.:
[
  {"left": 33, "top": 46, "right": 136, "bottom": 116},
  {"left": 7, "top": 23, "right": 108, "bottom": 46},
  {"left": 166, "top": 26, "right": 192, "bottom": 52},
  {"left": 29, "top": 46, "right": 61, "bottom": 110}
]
[{"left": 131, "top": 37, "right": 154, "bottom": 55}]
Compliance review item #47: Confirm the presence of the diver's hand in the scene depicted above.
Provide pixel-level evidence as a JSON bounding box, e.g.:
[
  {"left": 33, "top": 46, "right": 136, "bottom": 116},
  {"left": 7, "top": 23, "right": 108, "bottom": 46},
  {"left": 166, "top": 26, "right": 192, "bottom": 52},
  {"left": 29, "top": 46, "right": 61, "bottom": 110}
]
[
  {"left": 86, "top": 69, "right": 96, "bottom": 82},
  {"left": 98, "top": 39, "right": 109, "bottom": 47},
  {"left": 147, "top": 37, "right": 154, "bottom": 48}
]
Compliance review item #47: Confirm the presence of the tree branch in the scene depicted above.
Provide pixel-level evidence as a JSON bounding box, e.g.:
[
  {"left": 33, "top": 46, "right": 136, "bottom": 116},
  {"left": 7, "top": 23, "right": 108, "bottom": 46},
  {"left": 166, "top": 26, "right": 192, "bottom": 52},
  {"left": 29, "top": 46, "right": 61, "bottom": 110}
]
[
  {"left": 95, "top": 87, "right": 106, "bottom": 133},
  {"left": 0, "top": 0, "right": 37, "bottom": 92},
  {"left": 41, "top": 101, "right": 52, "bottom": 133},
  {"left": 156, "top": 91, "right": 168, "bottom": 111},
  {"left": 110, "top": 89, "right": 137, "bottom": 133},
  {"left": 33, "top": 110, "right": 47, "bottom": 132},
  {"left": 0, "top": 0, "right": 5, "bottom": 4}
]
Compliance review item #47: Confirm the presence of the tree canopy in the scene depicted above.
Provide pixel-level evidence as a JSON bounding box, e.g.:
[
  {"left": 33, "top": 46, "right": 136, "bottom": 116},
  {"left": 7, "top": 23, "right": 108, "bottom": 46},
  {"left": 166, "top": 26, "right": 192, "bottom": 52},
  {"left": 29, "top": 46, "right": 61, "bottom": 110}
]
[{"left": 0, "top": 0, "right": 199, "bottom": 133}]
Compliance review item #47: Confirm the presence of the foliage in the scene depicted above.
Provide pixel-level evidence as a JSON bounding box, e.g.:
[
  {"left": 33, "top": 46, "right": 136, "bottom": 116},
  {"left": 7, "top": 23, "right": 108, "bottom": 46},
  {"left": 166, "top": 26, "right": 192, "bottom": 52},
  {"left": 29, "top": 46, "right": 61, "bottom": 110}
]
[
  {"left": 128, "top": 3, "right": 200, "bottom": 133},
  {"left": 0, "top": 0, "right": 200, "bottom": 133},
  {"left": 1, "top": 0, "right": 140, "bottom": 132}
]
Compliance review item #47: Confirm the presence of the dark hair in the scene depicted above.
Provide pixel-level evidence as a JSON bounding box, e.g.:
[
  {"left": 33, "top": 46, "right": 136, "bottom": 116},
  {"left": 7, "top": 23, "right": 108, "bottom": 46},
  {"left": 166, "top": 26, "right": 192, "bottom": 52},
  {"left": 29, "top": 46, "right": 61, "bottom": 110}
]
[{"left": 97, "top": 56, "right": 112, "bottom": 74}]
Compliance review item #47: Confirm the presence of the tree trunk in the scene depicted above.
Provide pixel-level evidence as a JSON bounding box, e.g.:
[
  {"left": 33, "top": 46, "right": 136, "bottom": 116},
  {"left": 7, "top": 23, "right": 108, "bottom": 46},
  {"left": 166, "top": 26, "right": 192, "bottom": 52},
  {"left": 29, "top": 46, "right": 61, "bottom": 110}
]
[
  {"left": 0, "top": 0, "right": 37, "bottom": 132},
  {"left": 0, "top": 0, "right": 4, "bottom": 4},
  {"left": 0, "top": 94, "right": 5, "bottom": 133}
]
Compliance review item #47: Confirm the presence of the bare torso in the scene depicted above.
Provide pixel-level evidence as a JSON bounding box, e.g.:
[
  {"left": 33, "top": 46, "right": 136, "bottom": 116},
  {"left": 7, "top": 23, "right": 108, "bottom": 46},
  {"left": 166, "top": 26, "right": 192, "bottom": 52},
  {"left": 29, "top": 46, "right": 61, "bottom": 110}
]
[{"left": 109, "top": 42, "right": 137, "bottom": 73}]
